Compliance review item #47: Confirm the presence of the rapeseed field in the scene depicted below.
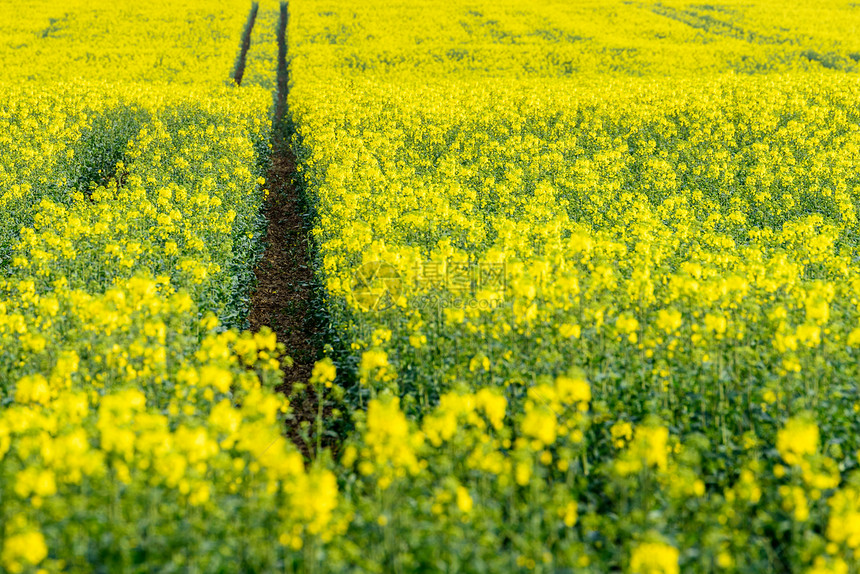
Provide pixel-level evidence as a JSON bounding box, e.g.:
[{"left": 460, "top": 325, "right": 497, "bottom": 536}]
[{"left": 4, "top": 0, "right": 860, "bottom": 572}]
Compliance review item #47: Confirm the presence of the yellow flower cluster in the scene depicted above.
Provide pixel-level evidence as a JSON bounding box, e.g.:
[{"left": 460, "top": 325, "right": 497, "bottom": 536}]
[
  {"left": 629, "top": 540, "right": 679, "bottom": 574},
  {"left": 827, "top": 487, "right": 860, "bottom": 551},
  {"left": 777, "top": 415, "right": 820, "bottom": 466},
  {"left": 615, "top": 424, "right": 670, "bottom": 476},
  {"left": 357, "top": 395, "right": 425, "bottom": 486},
  {"left": 1, "top": 523, "right": 48, "bottom": 574}
]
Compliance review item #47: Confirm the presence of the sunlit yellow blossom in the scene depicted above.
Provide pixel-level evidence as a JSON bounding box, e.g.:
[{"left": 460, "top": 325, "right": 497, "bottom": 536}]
[
  {"left": 777, "top": 415, "right": 819, "bottom": 466},
  {"left": 616, "top": 424, "right": 670, "bottom": 475},
  {"left": 611, "top": 421, "right": 634, "bottom": 448},
  {"left": 827, "top": 487, "right": 860, "bottom": 549},
  {"left": 14, "top": 374, "right": 52, "bottom": 405},
  {"left": 521, "top": 405, "right": 557, "bottom": 447},
  {"left": 362, "top": 396, "right": 424, "bottom": 480},
  {"left": 456, "top": 485, "right": 473, "bottom": 513},
  {"left": 629, "top": 541, "right": 679, "bottom": 574},
  {"left": 199, "top": 365, "right": 233, "bottom": 394},
  {"left": 1, "top": 530, "right": 48, "bottom": 573},
  {"left": 311, "top": 357, "right": 337, "bottom": 388},
  {"left": 656, "top": 308, "right": 682, "bottom": 333}
]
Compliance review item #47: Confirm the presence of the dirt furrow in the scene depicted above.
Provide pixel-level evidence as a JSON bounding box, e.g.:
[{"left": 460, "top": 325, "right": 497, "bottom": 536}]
[{"left": 248, "top": 3, "right": 325, "bottom": 456}]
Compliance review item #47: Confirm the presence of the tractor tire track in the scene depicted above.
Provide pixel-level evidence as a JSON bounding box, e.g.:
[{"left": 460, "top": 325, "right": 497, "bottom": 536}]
[{"left": 248, "top": 3, "right": 327, "bottom": 457}]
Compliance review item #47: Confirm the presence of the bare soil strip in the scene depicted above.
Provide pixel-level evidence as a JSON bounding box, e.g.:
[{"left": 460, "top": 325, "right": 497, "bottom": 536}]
[
  {"left": 232, "top": 2, "right": 259, "bottom": 86},
  {"left": 249, "top": 3, "right": 325, "bottom": 456}
]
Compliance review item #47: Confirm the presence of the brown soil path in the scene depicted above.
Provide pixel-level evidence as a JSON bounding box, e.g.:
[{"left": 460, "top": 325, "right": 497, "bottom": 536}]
[{"left": 248, "top": 3, "right": 324, "bottom": 456}]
